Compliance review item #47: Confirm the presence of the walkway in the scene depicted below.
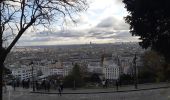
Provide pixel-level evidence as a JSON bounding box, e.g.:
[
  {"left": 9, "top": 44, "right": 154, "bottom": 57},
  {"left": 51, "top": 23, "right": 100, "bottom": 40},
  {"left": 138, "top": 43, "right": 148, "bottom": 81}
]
[{"left": 3, "top": 82, "right": 170, "bottom": 100}]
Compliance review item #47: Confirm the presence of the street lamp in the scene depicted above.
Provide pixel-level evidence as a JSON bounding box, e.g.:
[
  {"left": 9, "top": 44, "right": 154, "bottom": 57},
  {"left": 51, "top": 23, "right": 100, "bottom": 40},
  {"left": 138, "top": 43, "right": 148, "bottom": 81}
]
[
  {"left": 133, "top": 53, "right": 138, "bottom": 89},
  {"left": 30, "top": 61, "right": 35, "bottom": 91},
  {"left": 73, "top": 80, "right": 76, "bottom": 90},
  {"left": 117, "top": 56, "right": 122, "bottom": 87}
]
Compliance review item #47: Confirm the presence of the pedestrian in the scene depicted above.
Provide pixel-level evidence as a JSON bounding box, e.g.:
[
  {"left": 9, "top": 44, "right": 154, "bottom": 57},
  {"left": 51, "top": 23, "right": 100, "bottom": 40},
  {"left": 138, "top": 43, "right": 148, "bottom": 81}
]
[
  {"left": 3, "top": 80, "right": 7, "bottom": 93},
  {"left": 25, "top": 79, "right": 28, "bottom": 89},
  {"left": 116, "top": 80, "right": 119, "bottom": 91},
  {"left": 105, "top": 80, "right": 108, "bottom": 88},
  {"left": 12, "top": 79, "right": 16, "bottom": 91},
  {"left": 58, "top": 85, "right": 62, "bottom": 96},
  {"left": 60, "top": 82, "right": 63, "bottom": 92},
  {"left": 47, "top": 80, "right": 51, "bottom": 92},
  {"left": 27, "top": 79, "right": 30, "bottom": 88},
  {"left": 102, "top": 80, "right": 105, "bottom": 88},
  {"left": 16, "top": 79, "right": 20, "bottom": 87},
  {"left": 35, "top": 80, "right": 39, "bottom": 91},
  {"left": 22, "top": 79, "right": 25, "bottom": 88},
  {"left": 44, "top": 80, "right": 48, "bottom": 91},
  {"left": 41, "top": 79, "right": 45, "bottom": 90}
]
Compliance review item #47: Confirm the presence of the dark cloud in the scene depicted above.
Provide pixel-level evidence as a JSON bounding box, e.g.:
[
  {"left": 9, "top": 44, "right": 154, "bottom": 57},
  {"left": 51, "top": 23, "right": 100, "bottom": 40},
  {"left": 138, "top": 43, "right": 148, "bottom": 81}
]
[
  {"left": 34, "top": 30, "right": 84, "bottom": 38},
  {"left": 95, "top": 35, "right": 115, "bottom": 39},
  {"left": 19, "top": 37, "right": 56, "bottom": 43},
  {"left": 97, "top": 17, "right": 115, "bottom": 28},
  {"left": 96, "top": 17, "right": 129, "bottom": 30},
  {"left": 88, "top": 29, "right": 114, "bottom": 36},
  {"left": 19, "top": 22, "right": 137, "bottom": 45},
  {"left": 87, "top": 30, "right": 138, "bottom": 41},
  {"left": 22, "top": 29, "right": 135, "bottom": 43},
  {"left": 114, "top": 31, "right": 131, "bottom": 38},
  {"left": 111, "top": 31, "right": 139, "bottom": 41},
  {"left": 18, "top": 30, "right": 85, "bottom": 44}
]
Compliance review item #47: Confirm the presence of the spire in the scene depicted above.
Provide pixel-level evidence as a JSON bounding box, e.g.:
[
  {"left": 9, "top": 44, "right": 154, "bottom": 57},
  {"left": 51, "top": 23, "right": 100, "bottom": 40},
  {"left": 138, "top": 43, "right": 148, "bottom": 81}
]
[
  {"left": 101, "top": 49, "right": 106, "bottom": 67},
  {"left": 101, "top": 54, "right": 104, "bottom": 67}
]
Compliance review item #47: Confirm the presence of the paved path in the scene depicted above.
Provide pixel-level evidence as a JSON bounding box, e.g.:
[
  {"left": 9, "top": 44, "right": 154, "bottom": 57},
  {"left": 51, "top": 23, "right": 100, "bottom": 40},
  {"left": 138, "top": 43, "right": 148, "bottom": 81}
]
[
  {"left": 3, "top": 82, "right": 170, "bottom": 100},
  {"left": 32, "top": 82, "right": 170, "bottom": 94},
  {"left": 4, "top": 88, "right": 170, "bottom": 100}
]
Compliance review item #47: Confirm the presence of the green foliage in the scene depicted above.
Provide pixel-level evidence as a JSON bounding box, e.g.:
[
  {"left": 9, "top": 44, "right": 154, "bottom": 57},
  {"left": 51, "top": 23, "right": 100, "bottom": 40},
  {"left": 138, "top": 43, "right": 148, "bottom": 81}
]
[
  {"left": 123, "top": 0, "right": 170, "bottom": 62},
  {"left": 63, "top": 63, "right": 85, "bottom": 88},
  {"left": 119, "top": 74, "right": 133, "bottom": 85},
  {"left": 139, "top": 51, "right": 167, "bottom": 82},
  {"left": 138, "top": 69, "right": 157, "bottom": 83},
  {"left": 63, "top": 75, "right": 75, "bottom": 88},
  {"left": 142, "top": 51, "right": 165, "bottom": 72},
  {"left": 90, "top": 73, "right": 101, "bottom": 83},
  {"left": 3, "top": 67, "right": 11, "bottom": 75}
]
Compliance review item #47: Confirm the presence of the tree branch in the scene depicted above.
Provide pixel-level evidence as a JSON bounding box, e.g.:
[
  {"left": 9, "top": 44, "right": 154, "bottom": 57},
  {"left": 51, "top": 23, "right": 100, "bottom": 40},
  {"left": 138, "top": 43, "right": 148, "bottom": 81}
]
[{"left": 6, "top": 17, "right": 36, "bottom": 53}]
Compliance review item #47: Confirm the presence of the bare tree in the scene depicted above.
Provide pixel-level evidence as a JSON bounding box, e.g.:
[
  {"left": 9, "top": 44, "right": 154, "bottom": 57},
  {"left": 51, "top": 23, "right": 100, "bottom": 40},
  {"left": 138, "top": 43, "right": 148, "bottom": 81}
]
[{"left": 0, "top": 0, "right": 88, "bottom": 99}]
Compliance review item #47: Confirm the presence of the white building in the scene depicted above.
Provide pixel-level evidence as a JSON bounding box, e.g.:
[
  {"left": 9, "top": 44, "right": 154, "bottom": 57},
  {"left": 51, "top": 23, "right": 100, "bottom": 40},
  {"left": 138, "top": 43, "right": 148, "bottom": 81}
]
[
  {"left": 102, "top": 61, "right": 120, "bottom": 80},
  {"left": 11, "top": 65, "right": 37, "bottom": 80},
  {"left": 87, "top": 61, "right": 102, "bottom": 73},
  {"left": 39, "top": 65, "right": 51, "bottom": 76},
  {"left": 51, "top": 68, "right": 63, "bottom": 76},
  {"left": 10, "top": 61, "right": 75, "bottom": 80},
  {"left": 63, "top": 66, "right": 73, "bottom": 77},
  {"left": 40, "top": 61, "right": 73, "bottom": 77}
]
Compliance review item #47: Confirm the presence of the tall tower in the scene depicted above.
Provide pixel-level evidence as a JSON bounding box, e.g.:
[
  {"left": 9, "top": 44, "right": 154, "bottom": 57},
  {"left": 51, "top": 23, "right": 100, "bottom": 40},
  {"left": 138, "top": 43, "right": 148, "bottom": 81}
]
[
  {"left": 101, "top": 49, "right": 106, "bottom": 67},
  {"left": 117, "top": 55, "right": 123, "bottom": 75}
]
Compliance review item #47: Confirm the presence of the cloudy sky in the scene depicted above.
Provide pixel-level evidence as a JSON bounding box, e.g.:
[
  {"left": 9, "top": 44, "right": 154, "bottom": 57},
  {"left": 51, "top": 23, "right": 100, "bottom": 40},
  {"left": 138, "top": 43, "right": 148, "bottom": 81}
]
[{"left": 17, "top": 0, "right": 139, "bottom": 46}]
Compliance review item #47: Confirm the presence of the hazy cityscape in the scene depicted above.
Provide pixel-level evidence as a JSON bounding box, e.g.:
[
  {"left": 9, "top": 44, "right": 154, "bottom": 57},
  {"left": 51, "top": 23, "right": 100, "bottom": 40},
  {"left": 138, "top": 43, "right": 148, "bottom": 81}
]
[
  {"left": 3, "top": 42, "right": 170, "bottom": 100},
  {"left": 1, "top": 0, "right": 170, "bottom": 100},
  {"left": 5, "top": 42, "right": 143, "bottom": 81}
]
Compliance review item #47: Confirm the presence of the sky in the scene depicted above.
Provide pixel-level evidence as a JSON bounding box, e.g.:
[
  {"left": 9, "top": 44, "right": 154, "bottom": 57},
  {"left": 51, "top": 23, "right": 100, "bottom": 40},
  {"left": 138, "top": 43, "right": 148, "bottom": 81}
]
[{"left": 16, "top": 0, "right": 140, "bottom": 46}]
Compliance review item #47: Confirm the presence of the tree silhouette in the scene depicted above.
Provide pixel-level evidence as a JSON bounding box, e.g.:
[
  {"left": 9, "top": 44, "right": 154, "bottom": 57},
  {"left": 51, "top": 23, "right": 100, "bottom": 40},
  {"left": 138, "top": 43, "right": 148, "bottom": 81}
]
[
  {"left": 140, "top": 51, "right": 165, "bottom": 82},
  {"left": 64, "top": 63, "right": 84, "bottom": 88},
  {"left": 0, "top": 0, "right": 88, "bottom": 99},
  {"left": 123, "top": 0, "right": 170, "bottom": 62}
]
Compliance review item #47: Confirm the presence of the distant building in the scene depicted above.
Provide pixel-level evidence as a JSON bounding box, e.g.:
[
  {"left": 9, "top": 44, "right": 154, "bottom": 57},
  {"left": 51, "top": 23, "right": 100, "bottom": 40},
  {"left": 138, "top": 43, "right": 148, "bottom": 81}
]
[
  {"left": 63, "top": 65, "right": 73, "bottom": 77},
  {"left": 102, "top": 63, "right": 120, "bottom": 80},
  {"left": 87, "top": 61, "right": 102, "bottom": 73},
  {"left": 44, "top": 61, "right": 73, "bottom": 77},
  {"left": 100, "top": 54, "right": 120, "bottom": 80},
  {"left": 51, "top": 68, "right": 63, "bottom": 76},
  {"left": 10, "top": 65, "right": 37, "bottom": 80}
]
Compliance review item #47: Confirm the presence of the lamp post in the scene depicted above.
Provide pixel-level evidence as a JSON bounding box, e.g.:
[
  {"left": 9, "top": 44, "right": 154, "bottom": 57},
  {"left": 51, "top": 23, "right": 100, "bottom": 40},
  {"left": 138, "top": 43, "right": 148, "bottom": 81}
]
[
  {"left": 117, "top": 56, "right": 122, "bottom": 87},
  {"left": 73, "top": 80, "right": 76, "bottom": 90},
  {"left": 133, "top": 53, "right": 138, "bottom": 89},
  {"left": 30, "top": 61, "right": 35, "bottom": 91}
]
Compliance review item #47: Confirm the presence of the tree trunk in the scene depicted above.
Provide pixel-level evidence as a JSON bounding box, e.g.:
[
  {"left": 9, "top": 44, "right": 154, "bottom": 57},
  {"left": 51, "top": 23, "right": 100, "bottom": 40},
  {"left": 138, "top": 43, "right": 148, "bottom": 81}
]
[
  {"left": 0, "top": 62, "right": 3, "bottom": 100},
  {"left": 0, "top": 47, "right": 7, "bottom": 100}
]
